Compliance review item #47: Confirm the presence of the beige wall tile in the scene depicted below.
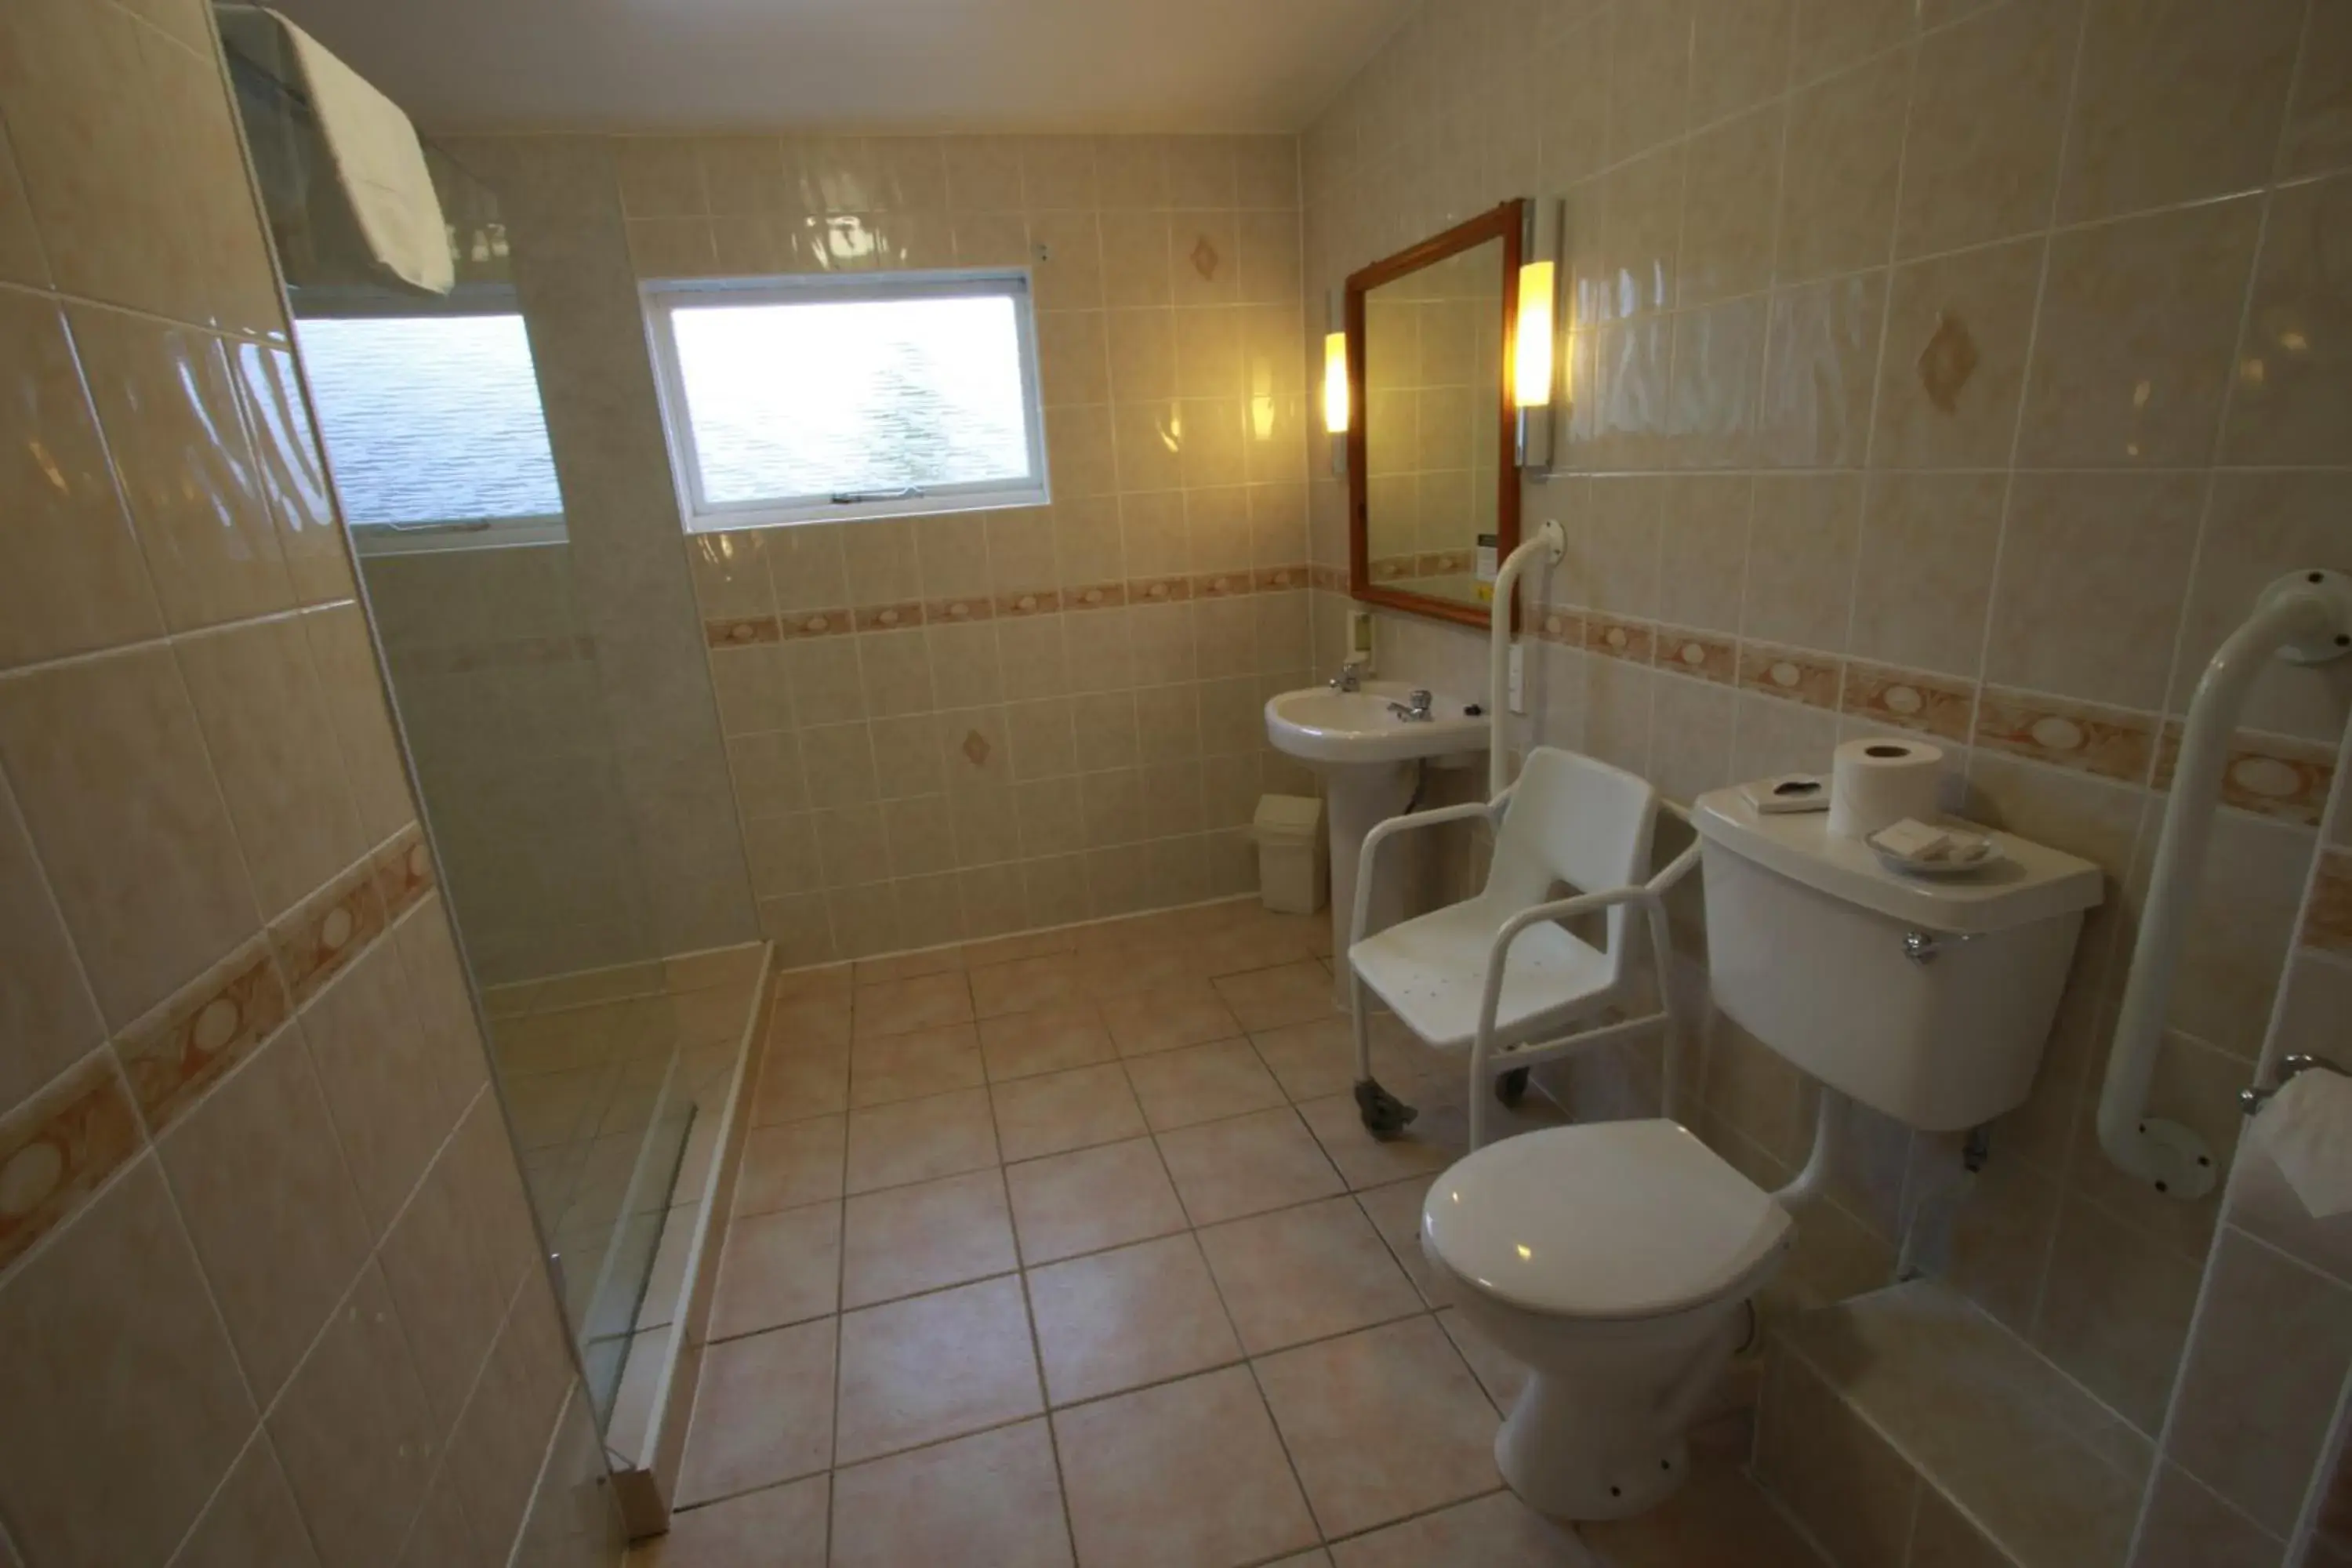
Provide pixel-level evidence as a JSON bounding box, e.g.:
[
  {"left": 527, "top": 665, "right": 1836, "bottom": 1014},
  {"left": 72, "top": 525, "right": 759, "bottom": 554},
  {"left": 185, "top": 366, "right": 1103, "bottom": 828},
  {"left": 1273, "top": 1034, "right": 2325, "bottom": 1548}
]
[
  {"left": 0, "top": 642, "right": 260, "bottom": 1028},
  {"left": 0, "top": 0, "right": 278, "bottom": 332},
  {"left": 2034, "top": 1192, "right": 2204, "bottom": 1431},
  {"left": 2130, "top": 1463, "right": 2288, "bottom": 1568},
  {"left": 299, "top": 935, "right": 464, "bottom": 1232},
  {"left": 159, "top": 1019, "right": 374, "bottom": 1404},
  {"left": 2059, "top": 0, "right": 2303, "bottom": 222},
  {"left": 443, "top": 1276, "right": 578, "bottom": 1555},
  {"left": 2020, "top": 196, "right": 2262, "bottom": 467},
  {"left": 176, "top": 1436, "right": 324, "bottom": 1568},
  {"left": 1987, "top": 471, "right": 2202, "bottom": 710},
  {"left": 1758, "top": 270, "right": 1885, "bottom": 468},
  {"left": 303, "top": 603, "right": 417, "bottom": 843},
  {"left": 0, "top": 770, "right": 103, "bottom": 1114},
  {"left": 2223, "top": 172, "right": 2352, "bottom": 466},
  {"left": 2283, "top": 1, "right": 2352, "bottom": 179},
  {"left": 230, "top": 343, "right": 354, "bottom": 607},
  {"left": 1744, "top": 473, "right": 1862, "bottom": 650},
  {"left": 1773, "top": 49, "right": 1908, "bottom": 285},
  {"left": 1610, "top": 0, "right": 1697, "bottom": 160},
  {"left": 176, "top": 616, "right": 369, "bottom": 918},
  {"left": 266, "top": 1262, "right": 440, "bottom": 1568},
  {"left": 71, "top": 306, "right": 293, "bottom": 632},
  {"left": 1872, "top": 236, "right": 2042, "bottom": 469},
  {"left": 1846, "top": 472, "right": 2003, "bottom": 677},
  {"left": 0, "top": 1160, "right": 257, "bottom": 1568},
  {"left": 2167, "top": 1226, "right": 2352, "bottom": 1534},
  {"left": 1677, "top": 106, "right": 1781, "bottom": 308},
  {"left": 1896, "top": 0, "right": 2078, "bottom": 258},
  {"left": 0, "top": 122, "right": 46, "bottom": 289},
  {"left": 2169, "top": 470, "right": 2352, "bottom": 742},
  {"left": 0, "top": 289, "right": 161, "bottom": 669},
  {"left": 1690, "top": 0, "right": 1795, "bottom": 126}
]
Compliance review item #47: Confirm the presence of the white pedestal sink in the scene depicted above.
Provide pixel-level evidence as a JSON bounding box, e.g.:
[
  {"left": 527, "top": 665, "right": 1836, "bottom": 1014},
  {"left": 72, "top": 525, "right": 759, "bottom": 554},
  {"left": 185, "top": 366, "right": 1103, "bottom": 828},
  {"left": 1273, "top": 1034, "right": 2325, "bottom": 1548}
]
[{"left": 1265, "top": 681, "right": 1489, "bottom": 1000}]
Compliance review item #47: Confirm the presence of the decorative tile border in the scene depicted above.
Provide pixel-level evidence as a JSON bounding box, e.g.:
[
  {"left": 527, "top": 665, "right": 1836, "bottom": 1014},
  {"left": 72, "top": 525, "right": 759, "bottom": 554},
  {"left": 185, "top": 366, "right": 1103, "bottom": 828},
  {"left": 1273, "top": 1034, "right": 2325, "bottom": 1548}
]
[
  {"left": 113, "top": 936, "right": 290, "bottom": 1134},
  {"left": 0, "top": 1052, "right": 142, "bottom": 1274},
  {"left": 925, "top": 596, "right": 995, "bottom": 624},
  {"left": 853, "top": 601, "right": 925, "bottom": 632},
  {"left": 1584, "top": 615, "right": 1655, "bottom": 664},
  {"left": 1530, "top": 608, "right": 1585, "bottom": 646},
  {"left": 270, "top": 855, "right": 390, "bottom": 1007},
  {"left": 1308, "top": 564, "right": 1348, "bottom": 593},
  {"left": 0, "top": 824, "right": 436, "bottom": 1282},
  {"left": 1737, "top": 643, "right": 1842, "bottom": 710},
  {"left": 1842, "top": 660, "right": 1974, "bottom": 743},
  {"left": 1973, "top": 687, "right": 2158, "bottom": 785},
  {"left": 2305, "top": 848, "right": 2352, "bottom": 958},
  {"left": 778, "top": 608, "right": 854, "bottom": 640},
  {"left": 1127, "top": 575, "right": 1193, "bottom": 606},
  {"left": 1063, "top": 583, "right": 1127, "bottom": 612},
  {"left": 703, "top": 615, "right": 782, "bottom": 648},
  {"left": 2152, "top": 723, "right": 2339, "bottom": 828},
  {"left": 374, "top": 823, "right": 436, "bottom": 922},
  {"left": 995, "top": 589, "right": 1062, "bottom": 618},
  {"left": 1654, "top": 626, "right": 1738, "bottom": 686}
]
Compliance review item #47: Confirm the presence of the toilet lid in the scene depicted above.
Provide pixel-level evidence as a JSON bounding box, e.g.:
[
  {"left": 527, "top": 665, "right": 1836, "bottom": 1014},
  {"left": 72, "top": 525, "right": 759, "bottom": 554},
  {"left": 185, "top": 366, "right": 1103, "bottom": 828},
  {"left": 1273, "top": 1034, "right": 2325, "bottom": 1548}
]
[{"left": 1422, "top": 1120, "right": 1792, "bottom": 1321}]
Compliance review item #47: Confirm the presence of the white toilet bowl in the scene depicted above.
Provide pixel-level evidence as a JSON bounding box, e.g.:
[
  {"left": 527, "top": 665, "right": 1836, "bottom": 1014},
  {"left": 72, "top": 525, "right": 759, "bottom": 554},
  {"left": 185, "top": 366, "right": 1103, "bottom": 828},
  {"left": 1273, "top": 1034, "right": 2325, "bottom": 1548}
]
[{"left": 1421, "top": 1119, "right": 1791, "bottom": 1521}]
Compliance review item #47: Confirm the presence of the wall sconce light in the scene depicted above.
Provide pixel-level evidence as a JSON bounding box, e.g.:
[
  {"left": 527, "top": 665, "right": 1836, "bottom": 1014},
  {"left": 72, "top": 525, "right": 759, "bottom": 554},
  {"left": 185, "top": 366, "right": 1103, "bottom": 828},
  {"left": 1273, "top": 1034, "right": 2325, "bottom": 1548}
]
[
  {"left": 1323, "top": 289, "right": 1349, "bottom": 477},
  {"left": 1323, "top": 330, "right": 1351, "bottom": 434},
  {"left": 1513, "top": 260, "right": 1555, "bottom": 412},
  {"left": 1515, "top": 204, "right": 1565, "bottom": 475}
]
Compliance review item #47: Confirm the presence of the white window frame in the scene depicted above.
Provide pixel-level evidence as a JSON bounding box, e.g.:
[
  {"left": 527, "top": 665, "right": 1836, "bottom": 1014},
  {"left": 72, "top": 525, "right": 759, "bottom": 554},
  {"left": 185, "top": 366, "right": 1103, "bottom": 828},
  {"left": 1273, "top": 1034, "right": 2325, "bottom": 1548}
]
[
  {"left": 292, "top": 283, "right": 568, "bottom": 554},
  {"left": 641, "top": 268, "right": 1052, "bottom": 533}
]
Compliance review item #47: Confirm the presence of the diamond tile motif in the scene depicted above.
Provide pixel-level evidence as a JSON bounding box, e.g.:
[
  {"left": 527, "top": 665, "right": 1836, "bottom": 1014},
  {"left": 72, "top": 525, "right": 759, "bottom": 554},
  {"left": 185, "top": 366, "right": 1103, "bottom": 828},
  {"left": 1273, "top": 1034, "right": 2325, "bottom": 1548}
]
[{"left": 963, "top": 729, "right": 993, "bottom": 767}]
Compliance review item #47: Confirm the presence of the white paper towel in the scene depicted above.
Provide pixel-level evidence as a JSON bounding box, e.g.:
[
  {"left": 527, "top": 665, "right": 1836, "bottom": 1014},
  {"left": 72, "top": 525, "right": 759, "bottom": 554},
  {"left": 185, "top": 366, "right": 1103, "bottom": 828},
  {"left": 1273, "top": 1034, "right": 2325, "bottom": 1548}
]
[
  {"left": 2257, "top": 1069, "right": 2352, "bottom": 1218},
  {"left": 1828, "top": 737, "right": 1944, "bottom": 840}
]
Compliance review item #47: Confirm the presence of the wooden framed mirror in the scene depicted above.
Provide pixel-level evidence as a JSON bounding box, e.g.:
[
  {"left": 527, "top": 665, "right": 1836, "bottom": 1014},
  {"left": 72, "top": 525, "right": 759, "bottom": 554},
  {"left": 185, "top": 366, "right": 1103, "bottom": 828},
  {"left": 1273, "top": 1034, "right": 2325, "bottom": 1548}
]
[{"left": 1345, "top": 198, "right": 1526, "bottom": 630}]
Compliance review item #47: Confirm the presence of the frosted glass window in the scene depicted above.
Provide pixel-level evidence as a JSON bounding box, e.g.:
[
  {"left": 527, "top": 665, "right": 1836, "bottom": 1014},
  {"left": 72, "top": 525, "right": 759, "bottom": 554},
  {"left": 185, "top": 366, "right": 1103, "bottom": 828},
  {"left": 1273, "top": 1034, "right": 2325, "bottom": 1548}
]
[
  {"left": 293, "top": 312, "right": 563, "bottom": 528},
  {"left": 644, "top": 271, "right": 1049, "bottom": 530}
]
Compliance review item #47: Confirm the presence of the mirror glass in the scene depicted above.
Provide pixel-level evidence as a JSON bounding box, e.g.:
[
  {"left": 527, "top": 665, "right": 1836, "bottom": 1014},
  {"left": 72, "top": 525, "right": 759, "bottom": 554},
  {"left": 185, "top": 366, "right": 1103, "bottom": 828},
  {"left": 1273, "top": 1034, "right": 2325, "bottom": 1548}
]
[{"left": 1351, "top": 218, "right": 1515, "bottom": 625}]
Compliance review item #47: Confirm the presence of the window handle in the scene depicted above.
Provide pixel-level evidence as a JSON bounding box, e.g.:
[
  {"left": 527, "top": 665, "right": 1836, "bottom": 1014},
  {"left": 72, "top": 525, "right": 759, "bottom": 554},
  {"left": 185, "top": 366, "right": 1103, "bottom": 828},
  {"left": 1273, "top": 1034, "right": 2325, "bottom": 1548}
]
[{"left": 830, "top": 486, "right": 926, "bottom": 504}]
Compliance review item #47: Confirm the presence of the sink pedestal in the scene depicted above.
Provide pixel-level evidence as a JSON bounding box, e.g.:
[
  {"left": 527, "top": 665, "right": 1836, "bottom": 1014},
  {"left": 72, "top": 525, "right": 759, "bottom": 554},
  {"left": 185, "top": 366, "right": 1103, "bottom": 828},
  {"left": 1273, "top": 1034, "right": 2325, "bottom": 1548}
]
[
  {"left": 1321, "top": 760, "right": 1428, "bottom": 1005},
  {"left": 1261, "top": 680, "right": 1489, "bottom": 1009}
]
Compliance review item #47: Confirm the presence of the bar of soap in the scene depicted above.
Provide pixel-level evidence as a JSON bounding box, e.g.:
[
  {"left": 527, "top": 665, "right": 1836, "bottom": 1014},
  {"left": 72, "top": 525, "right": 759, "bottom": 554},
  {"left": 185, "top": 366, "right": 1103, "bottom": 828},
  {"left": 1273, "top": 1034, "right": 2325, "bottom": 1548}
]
[{"left": 1871, "top": 818, "right": 1954, "bottom": 861}]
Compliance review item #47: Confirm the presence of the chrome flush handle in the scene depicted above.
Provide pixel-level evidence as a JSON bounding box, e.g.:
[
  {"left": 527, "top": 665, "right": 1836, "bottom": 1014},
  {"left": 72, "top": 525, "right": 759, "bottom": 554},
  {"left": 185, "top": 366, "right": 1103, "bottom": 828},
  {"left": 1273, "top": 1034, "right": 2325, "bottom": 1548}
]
[{"left": 1902, "top": 931, "right": 1977, "bottom": 965}]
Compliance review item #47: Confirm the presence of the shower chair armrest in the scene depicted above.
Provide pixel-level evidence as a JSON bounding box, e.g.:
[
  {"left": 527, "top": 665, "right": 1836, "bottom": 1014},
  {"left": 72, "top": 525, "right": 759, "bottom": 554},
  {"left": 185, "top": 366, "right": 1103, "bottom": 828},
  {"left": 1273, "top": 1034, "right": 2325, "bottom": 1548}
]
[{"left": 1348, "top": 796, "right": 1511, "bottom": 949}]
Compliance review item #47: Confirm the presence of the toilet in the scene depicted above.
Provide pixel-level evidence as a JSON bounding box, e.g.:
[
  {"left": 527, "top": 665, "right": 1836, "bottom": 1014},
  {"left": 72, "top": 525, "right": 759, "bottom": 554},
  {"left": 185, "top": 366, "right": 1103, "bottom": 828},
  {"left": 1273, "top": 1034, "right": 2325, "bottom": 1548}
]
[{"left": 1422, "top": 781, "right": 2104, "bottom": 1521}]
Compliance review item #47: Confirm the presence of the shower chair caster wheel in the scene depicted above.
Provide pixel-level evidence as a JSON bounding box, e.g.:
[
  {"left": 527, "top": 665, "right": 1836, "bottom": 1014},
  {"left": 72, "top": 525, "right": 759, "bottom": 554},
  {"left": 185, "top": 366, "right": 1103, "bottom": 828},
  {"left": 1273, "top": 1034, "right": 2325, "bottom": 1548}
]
[
  {"left": 1495, "top": 1068, "right": 1530, "bottom": 1107},
  {"left": 1355, "top": 1078, "right": 1419, "bottom": 1139}
]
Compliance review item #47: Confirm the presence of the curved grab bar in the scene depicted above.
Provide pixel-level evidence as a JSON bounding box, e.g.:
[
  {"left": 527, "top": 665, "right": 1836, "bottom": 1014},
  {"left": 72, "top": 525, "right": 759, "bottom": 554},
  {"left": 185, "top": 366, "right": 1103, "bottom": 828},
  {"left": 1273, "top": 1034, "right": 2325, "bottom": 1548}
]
[
  {"left": 2099, "top": 570, "right": 2351, "bottom": 1199},
  {"left": 1487, "top": 520, "right": 1568, "bottom": 797}
]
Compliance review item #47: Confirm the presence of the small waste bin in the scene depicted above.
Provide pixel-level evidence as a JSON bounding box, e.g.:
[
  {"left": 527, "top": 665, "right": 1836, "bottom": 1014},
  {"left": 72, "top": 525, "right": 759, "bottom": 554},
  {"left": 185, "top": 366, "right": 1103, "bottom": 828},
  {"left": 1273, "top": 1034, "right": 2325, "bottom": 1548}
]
[{"left": 1253, "top": 794, "right": 1327, "bottom": 915}]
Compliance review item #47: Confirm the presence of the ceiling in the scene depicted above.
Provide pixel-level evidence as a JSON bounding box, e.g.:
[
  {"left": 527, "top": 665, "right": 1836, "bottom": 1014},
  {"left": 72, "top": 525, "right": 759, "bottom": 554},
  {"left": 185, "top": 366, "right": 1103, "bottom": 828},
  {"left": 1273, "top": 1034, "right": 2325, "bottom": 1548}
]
[{"left": 265, "top": 0, "right": 1417, "bottom": 135}]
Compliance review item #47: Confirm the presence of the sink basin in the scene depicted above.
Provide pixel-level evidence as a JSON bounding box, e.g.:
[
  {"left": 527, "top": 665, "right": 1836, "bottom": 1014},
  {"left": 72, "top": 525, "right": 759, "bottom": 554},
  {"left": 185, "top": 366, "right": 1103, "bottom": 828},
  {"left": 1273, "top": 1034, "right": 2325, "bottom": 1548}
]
[
  {"left": 1265, "top": 681, "right": 1489, "bottom": 1003},
  {"left": 1265, "top": 681, "right": 1489, "bottom": 765}
]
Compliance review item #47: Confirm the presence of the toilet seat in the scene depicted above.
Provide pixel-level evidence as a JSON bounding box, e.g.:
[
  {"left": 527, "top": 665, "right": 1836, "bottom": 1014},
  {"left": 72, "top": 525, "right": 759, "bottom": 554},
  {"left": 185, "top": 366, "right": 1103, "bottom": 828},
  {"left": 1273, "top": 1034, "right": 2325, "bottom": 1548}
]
[{"left": 1423, "top": 1120, "right": 1792, "bottom": 1321}]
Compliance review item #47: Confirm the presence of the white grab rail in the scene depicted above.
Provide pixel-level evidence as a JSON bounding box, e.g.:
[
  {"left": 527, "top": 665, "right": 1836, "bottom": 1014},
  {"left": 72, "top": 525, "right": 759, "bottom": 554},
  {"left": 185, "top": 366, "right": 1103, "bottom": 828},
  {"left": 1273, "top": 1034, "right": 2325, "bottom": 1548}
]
[
  {"left": 2099, "top": 568, "right": 2351, "bottom": 1199},
  {"left": 1487, "top": 519, "right": 1568, "bottom": 797}
]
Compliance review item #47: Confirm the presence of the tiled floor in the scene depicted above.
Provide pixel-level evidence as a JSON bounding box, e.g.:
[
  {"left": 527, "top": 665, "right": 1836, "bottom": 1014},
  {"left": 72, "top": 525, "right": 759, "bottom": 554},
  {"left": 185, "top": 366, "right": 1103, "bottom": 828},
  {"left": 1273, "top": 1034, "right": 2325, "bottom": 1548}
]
[{"left": 634, "top": 899, "right": 1827, "bottom": 1568}]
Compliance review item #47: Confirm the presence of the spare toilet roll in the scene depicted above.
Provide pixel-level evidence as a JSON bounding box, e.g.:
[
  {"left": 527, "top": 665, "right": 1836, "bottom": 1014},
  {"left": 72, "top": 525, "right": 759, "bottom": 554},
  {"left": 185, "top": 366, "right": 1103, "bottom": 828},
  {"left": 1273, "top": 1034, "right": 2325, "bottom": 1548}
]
[
  {"left": 1827, "top": 736, "right": 1944, "bottom": 840},
  {"left": 2256, "top": 1069, "right": 2352, "bottom": 1219}
]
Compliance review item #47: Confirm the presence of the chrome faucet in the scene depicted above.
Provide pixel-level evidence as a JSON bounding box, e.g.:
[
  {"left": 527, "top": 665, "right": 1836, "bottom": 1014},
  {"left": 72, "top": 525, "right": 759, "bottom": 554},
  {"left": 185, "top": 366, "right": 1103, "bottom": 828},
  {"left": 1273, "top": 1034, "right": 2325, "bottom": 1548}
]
[
  {"left": 1327, "top": 662, "right": 1363, "bottom": 694},
  {"left": 1387, "top": 688, "right": 1434, "bottom": 722}
]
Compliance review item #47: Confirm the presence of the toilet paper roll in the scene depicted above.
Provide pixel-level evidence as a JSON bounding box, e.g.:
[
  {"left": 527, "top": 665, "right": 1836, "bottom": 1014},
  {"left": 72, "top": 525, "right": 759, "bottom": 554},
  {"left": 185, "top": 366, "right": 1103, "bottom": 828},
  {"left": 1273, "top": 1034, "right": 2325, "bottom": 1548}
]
[
  {"left": 2255, "top": 1069, "right": 2352, "bottom": 1219},
  {"left": 1827, "top": 736, "right": 1944, "bottom": 840}
]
